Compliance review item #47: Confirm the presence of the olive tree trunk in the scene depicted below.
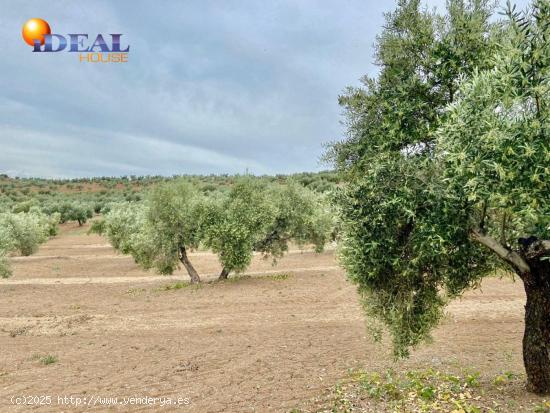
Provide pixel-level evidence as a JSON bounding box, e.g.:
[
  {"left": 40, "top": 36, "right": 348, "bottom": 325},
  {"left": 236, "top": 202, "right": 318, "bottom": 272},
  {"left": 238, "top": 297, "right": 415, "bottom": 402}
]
[
  {"left": 178, "top": 246, "right": 201, "bottom": 284},
  {"left": 522, "top": 253, "right": 550, "bottom": 395},
  {"left": 219, "top": 268, "right": 230, "bottom": 280},
  {"left": 472, "top": 231, "right": 550, "bottom": 394}
]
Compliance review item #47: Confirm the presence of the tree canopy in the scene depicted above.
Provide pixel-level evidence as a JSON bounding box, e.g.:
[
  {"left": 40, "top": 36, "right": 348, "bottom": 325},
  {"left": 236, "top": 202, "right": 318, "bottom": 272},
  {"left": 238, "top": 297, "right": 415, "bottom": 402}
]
[
  {"left": 0, "top": 210, "right": 59, "bottom": 277},
  {"left": 94, "top": 179, "right": 333, "bottom": 282},
  {"left": 329, "top": 0, "right": 549, "bottom": 394}
]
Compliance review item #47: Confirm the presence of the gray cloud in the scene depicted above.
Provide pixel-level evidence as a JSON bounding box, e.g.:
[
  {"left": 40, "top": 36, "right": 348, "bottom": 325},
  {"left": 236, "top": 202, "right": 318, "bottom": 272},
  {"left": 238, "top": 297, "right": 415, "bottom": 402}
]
[{"left": 0, "top": 0, "right": 532, "bottom": 178}]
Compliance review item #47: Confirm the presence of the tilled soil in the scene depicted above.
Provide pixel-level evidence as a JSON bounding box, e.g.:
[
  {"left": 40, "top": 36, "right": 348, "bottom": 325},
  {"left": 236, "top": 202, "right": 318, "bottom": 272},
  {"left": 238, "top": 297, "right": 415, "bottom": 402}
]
[{"left": 0, "top": 222, "right": 541, "bottom": 412}]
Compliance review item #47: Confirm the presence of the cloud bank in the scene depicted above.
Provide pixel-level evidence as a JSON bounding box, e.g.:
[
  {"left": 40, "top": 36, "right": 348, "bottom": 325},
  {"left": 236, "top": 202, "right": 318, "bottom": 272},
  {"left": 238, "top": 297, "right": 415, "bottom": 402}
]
[{"left": 0, "top": 0, "right": 531, "bottom": 178}]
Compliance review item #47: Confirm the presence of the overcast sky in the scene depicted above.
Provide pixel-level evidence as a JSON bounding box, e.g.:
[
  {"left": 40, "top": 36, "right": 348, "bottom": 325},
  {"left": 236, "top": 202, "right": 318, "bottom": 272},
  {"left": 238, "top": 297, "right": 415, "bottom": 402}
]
[{"left": 0, "top": 0, "right": 531, "bottom": 178}]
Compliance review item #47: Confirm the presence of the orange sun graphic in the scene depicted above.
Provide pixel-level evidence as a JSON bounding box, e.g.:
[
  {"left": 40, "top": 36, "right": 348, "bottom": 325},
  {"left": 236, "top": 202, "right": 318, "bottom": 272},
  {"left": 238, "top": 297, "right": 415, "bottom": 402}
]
[{"left": 22, "top": 18, "right": 51, "bottom": 46}]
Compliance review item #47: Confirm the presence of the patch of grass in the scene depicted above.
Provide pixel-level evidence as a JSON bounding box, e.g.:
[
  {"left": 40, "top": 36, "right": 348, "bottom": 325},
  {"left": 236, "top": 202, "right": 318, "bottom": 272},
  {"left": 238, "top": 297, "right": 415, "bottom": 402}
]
[
  {"left": 39, "top": 355, "right": 58, "bottom": 365},
  {"left": 154, "top": 281, "right": 190, "bottom": 292},
  {"left": 534, "top": 400, "right": 550, "bottom": 412},
  {"left": 225, "top": 275, "right": 251, "bottom": 283},
  {"left": 225, "top": 273, "right": 291, "bottom": 283},
  {"left": 328, "top": 368, "right": 532, "bottom": 413},
  {"left": 265, "top": 273, "right": 290, "bottom": 281},
  {"left": 492, "top": 371, "right": 517, "bottom": 387},
  {"left": 30, "top": 353, "right": 58, "bottom": 366}
]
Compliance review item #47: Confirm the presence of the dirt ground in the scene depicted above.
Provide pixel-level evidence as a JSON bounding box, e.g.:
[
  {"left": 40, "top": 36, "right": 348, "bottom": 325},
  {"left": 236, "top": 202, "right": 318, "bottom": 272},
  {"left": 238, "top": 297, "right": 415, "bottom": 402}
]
[{"left": 0, "top": 222, "right": 546, "bottom": 412}]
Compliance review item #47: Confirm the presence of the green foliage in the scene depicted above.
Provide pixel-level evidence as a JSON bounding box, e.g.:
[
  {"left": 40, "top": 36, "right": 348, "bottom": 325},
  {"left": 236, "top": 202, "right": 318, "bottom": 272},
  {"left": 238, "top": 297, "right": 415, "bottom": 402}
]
[
  {"left": 203, "top": 179, "right": 275, "bottom": 274},
  {"left": 329, "top": 368, "right": 529, "bottom": 413},
  {"left": 0, "top": 211, "right": 57, "bottom": 256},
  {"left": 331, "top": 0, "right": 498, "bottom": 357},
  {"left": 94, "top": 203, "right": 145, "bottom": 254},
  {"left": 0, "top": 210, "right": 58, "bottom": 277},
  {"left": 49, "top": 202, "right": 93, "bottom": 226},
  {"left": 38, "top": 354, "right": 58, "bottom": 365},
  {"left": 97, "top": 179, "right": 332, "bottom": 281},
  {"left": 437, "top": 0, "right": 550, "bottom": 246},
  {"left": 0, "top": 225, "right": 14, "bottom": 278},
  {"left": 12, "top": 199, "right": 40, "bottom": 213},
  {"left": 260, "top": 182, "right": 333, "bottom": 256},
  {"left": 203, "top": 179, "right": 332, "bottom": 277}
]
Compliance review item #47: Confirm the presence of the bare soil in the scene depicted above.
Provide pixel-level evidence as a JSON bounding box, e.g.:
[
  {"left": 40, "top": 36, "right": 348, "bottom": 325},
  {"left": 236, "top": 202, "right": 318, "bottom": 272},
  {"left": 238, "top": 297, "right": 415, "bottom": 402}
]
[{"left": 0, "top": 222, "right": 546, "bottom": 412}]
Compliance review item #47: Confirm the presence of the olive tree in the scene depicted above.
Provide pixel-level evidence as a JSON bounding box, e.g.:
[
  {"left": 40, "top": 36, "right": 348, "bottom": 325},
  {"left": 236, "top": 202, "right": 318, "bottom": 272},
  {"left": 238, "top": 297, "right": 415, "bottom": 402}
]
[
  {"left": 0, "top": 225, "right": 14, "bottom": 278},
  {"left": 437, "top": 1, "right": 549, "bottom": 392},
  {"left": 52, "top": 202, "right": 93, "bottom": 226},
  {"left": 202, "top": 179, "right": 275, "bottom": 280},
  {"left": 92, "top": 202, "right": 145, "bottom": 254},
  {"left": 203, "top": 180, "right": 332, "bottom": 280},
  {"left": 255, "top": 182, "right": 333, "bottom": 257},
  {"left": 94, "top": 182, "right": 207, "bottom": 283},
  {"left": 0, "top": 210, "right": 59, "bottom": 277},
  {"left": 331, "top": 0, "right": 549, "bottom": 394},
  {"left": 138, "top": 181, "right": 206, "bottom": 282},
  {"left": 0, "top": 211, "right": 56, "bottom": 256}
]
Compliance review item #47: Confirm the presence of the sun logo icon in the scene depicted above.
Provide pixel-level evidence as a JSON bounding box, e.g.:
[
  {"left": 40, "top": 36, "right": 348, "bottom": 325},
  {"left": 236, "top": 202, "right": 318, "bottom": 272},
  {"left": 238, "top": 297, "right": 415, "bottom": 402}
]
[{"left": 22, "top": 18, "right": 51, "bottom": 46}]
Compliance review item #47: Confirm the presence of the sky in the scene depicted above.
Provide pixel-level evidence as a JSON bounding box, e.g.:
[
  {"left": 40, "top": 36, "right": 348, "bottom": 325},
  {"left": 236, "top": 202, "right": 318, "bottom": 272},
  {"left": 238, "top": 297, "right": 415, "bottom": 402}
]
[{"left": 0, "top": 0, "right": 532, "bottom": 178}]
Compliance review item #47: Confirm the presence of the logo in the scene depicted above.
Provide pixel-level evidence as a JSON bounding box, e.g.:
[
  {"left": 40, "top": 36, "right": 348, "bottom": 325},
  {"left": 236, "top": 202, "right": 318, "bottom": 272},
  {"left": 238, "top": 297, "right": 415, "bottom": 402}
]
[{"left": 22, "top": 18, "right": 130, "bottom": 63}]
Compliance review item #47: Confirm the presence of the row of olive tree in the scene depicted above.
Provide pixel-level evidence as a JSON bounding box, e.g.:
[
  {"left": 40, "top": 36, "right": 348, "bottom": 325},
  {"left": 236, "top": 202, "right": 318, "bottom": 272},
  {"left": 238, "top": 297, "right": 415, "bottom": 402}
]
[
  {"left": 330, "top": 0, "right": 549, "bottom": 394},
  {"left": 11, "top": 198, "right": 95, "bottom": 226},
  {"left": 42, "top": 202, "right": 94, "bottom": 226},
  {"left": 0, "top": 210, "right": 60, "bottom": 277},
  {"left": 92, "top": 179, "right": 333, "bottom": 283}
]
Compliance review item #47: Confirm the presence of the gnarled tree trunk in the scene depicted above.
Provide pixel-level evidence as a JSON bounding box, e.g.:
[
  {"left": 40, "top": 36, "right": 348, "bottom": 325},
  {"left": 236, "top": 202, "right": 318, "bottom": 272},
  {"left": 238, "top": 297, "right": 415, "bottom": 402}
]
[
  {"left": 472, "top": 231, "right": 550, "bottom": 394},
  {"left": 219, "top": 268, "right": 230, "bottom": 280},
  {"left": 522, "top": 245, "right": 550, "bottom": 395},
  {"left": 178, "top": 246, "right": 200, "bottom": 284}
]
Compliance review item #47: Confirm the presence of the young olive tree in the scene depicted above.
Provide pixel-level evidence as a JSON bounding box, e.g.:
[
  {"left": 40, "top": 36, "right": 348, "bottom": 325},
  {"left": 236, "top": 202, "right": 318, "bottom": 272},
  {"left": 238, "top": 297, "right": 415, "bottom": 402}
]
[
  {"left": 0, "top": 225, "right": 15, "bottom": 278},
  {"left": 94, "top": 182, "right": 207, "bottom": 283},
  {"left": 0, "top": 210, "right": 59, "bottom": 277},
  {"left": 202, "top": 179, "right": 275, "bottom": 280},
  {"left": 255, "top": 182, "right": 333, "bottom": 257},
  {"left": 204, "top": 180, "right": 333, "bottom": 280}
]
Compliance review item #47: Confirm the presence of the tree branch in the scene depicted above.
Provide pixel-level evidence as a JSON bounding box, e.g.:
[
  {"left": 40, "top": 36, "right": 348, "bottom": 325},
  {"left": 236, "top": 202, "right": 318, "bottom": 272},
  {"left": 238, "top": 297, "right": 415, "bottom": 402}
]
[
  {"left": 470, "top": 228, "right": 530, "bottom": 275},
  {"left": 500, "top": 213, "right": 507, "bottom": 245},
  {"left": 479, "top": 200, "right": 488, "bottom": 232}
]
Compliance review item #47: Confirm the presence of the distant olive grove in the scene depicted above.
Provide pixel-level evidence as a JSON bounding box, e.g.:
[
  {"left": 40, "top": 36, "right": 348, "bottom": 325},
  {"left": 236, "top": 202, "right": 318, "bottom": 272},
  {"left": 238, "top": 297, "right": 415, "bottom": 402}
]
[
  {"left": 0, "top": 171, "right": 338, "bottom": 222},
  {"left": 0, "top": 172, "right": 338, "bottom": 280}
]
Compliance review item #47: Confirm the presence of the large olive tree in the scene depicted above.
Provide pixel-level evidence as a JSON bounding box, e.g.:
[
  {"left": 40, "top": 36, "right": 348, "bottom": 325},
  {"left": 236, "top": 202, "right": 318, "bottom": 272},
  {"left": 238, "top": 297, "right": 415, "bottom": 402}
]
[
  {"left": 437, "top": 0, "right": 549, "bottom": 392},
  {"left": 329, "top": 0, "right": 550, "bottom": 395}
]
